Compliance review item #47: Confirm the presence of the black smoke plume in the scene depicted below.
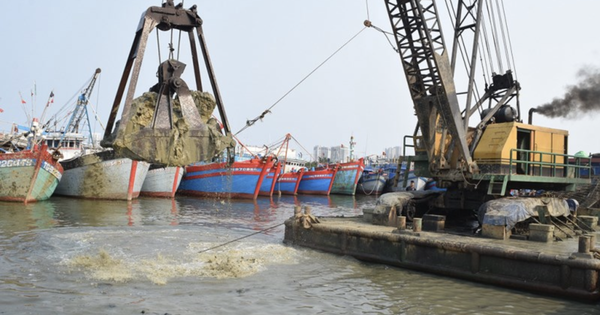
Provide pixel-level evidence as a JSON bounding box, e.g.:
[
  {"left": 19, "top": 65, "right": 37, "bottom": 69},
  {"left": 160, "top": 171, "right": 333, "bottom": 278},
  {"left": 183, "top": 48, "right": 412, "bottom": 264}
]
[{"left": 535, "top": 67, "right": 600, "bottom": 118}]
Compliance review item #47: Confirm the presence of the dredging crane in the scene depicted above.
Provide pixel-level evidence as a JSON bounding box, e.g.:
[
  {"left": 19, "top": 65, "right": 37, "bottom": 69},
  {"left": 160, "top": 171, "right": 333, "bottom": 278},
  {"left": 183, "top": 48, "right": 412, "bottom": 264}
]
[
  {"left": 101, "top": 0, "right": 235, "bottom": 166},
  {"left": 377, "top": 0, "right": 590, "bottom": 213}
]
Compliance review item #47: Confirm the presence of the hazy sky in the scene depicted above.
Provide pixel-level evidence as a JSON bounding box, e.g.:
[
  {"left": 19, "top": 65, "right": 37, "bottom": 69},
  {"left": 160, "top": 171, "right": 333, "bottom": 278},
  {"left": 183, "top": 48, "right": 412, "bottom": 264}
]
[{"left": 1, "top": 1, "right": 599, "bottom": 159}]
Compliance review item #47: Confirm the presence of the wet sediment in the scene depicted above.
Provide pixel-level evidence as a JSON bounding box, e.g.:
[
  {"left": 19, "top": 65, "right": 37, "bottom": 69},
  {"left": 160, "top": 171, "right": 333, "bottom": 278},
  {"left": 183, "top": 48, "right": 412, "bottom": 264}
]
[{"left": 102, "top": 91, "right": 235, "bottom": 166}]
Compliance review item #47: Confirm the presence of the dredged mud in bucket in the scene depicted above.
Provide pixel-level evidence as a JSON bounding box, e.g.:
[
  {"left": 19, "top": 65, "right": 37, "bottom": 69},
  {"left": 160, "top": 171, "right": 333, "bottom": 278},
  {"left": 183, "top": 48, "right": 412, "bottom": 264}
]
[{"left": 102, "top": 91, "right": 235, "bottom": 166}]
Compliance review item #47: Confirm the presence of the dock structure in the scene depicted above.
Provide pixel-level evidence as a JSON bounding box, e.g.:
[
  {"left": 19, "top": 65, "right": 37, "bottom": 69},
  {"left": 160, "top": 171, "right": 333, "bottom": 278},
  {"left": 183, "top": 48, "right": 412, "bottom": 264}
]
[{"left": 284, "top": 207, "right": 600, "bottom": 301}]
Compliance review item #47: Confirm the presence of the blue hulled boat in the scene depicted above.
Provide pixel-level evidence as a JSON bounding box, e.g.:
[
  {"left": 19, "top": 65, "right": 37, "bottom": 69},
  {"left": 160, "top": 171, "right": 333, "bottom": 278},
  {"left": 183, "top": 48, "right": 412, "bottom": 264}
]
[{"left": 178, "top": 156, "right": 275, "bottom": 199}]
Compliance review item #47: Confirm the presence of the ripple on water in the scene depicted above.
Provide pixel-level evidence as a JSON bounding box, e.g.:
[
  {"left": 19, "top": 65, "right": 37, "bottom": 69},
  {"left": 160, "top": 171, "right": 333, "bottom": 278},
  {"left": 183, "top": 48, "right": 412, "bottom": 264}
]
[{"left": 2, "top": 195, "right": 600, "bottom": 314}]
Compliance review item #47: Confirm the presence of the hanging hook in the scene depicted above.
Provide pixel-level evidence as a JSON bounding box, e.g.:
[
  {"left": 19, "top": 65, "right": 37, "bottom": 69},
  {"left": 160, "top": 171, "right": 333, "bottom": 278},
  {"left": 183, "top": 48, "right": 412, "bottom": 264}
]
[{"left": 168, "top": 42, "right": 175, "bottom": 60}]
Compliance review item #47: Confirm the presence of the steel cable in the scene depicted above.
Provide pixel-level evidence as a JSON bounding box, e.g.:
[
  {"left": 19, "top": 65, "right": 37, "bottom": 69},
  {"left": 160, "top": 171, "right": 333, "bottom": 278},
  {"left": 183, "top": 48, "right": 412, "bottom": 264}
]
[
  {"left": 235, "top": 26, "right": 367, "bottom": 136},
  {"left": 197, "top": 222, "right": 285, "bottom": 254}
]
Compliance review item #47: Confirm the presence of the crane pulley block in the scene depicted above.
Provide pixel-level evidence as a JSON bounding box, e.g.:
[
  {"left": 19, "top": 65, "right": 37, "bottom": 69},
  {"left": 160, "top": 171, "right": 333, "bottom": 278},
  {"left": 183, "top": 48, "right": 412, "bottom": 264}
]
[{"left": 489, "top": 71, "right": 516, "bottom": 92}]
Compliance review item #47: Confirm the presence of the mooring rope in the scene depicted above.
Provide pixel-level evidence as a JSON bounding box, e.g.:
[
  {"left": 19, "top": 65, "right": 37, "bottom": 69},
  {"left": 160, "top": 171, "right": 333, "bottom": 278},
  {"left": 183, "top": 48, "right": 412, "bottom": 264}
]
[
  {"left": 359, "top": 171, "right": 383, "bottom": 195},
  {"left": 197, "top": 222, "right": 286, "bottom": 254}
]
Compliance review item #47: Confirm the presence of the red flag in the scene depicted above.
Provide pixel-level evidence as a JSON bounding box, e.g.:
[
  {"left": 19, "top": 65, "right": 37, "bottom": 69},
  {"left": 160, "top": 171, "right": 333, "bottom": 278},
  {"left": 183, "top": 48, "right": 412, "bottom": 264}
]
[
  {"left": 18, "top": 91, "right": 26, "bottom": 104},
  {"left": 0, "top": 108, "right": 4, "bottom": 113},
  {"left": 46, "top": 91, "right": 55, "bottom": 107}
]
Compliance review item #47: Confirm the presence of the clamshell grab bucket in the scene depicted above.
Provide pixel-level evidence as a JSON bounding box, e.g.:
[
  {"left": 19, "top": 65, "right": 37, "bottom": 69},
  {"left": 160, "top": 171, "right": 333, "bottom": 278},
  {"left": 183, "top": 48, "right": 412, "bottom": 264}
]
[
  {"left": 106, "top": 60, "right": 220, "bottom": 166},
  {"left": 101, "top": 1, "right": 234, "bottom": 166}
]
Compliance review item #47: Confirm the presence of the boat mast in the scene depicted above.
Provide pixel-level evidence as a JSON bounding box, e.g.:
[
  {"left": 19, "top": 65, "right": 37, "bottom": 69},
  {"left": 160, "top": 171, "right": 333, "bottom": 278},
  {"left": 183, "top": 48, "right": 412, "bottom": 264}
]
[
  {"left": 349, "top": 136, "right": 356, "bottom": 162},
  {"left": 60, "top": 68, "right": 101, "bottom": 147}
]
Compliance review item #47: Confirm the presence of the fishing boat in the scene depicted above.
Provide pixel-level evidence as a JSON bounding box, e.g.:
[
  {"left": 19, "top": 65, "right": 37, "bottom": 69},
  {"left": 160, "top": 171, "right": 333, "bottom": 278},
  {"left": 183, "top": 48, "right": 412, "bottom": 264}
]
[
  {"left": 54, "top": 149, "right": 150, "bottom": 200},
  {"left": 42, "top": 130, "right": 88, "bottom": 161},
  {"left": 297, "top": 166, "right": 338, "bottom": 196},
  {"left": 43, "top": 122, "right": 154, "bottom": 202},
  {"left": 48, "top": 69, "right": 152, "bottom": 201},
  {"left": 0, "top": 143, "right": 63, "bottom": 203},
  {"left": 330, "top": 158, "right": 365, "bottom": 195},
  {"left": 264, "top": 135, "right": 305, "bottom": 196},
  {"left": 273, "top": 168, "right": 304, "bottom": 195},
  {"left": 258, "top": 161, "right": 281, "bottom": 197},
  {"left": 10, "top": 122, "right": 89, "bottom": 162},
  {"left": 140, "top": 165, "right": 183, "bottom": 198},
  {"left": 178, "top": 156, "right": 275, "bottom": 199},
  {"left": 356, "top": 167, "right": 387, "bottom": 195},
  {"left": 0, "top": 126, "right": 28, "bottom": 152},
  {"left": 383, "top": 163, "right": 428, "bottom": 192},
  {"left": 11, "top": 110, "right": 90, "bottom": 163}
]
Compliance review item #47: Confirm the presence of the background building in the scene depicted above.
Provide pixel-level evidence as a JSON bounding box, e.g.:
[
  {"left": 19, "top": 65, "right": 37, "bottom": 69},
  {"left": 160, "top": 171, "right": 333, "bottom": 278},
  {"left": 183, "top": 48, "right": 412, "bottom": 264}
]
[
  {"left": 330, "top": 145, "right": 350, "bottom": 163},
  {"left": 385, "top": 146, "right": 403, "bottom": 159},
  {"left": 313, "top": 146, "right": 330, "bottom": 163}
]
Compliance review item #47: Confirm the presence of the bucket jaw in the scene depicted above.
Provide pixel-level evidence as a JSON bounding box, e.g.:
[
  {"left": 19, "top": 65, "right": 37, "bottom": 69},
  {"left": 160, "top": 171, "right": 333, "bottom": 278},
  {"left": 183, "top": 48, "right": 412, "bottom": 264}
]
[{"left": 103, "top": 59, "right": 234, "bottom": 166}]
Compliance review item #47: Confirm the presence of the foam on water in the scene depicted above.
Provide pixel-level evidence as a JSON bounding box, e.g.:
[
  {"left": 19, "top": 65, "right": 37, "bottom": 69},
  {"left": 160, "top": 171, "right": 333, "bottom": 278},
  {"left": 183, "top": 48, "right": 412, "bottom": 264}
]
[
  {"left": 66, "top": 248, "right": 134, "bottom": 283},
  {"left": 58, "top": 228, "right": 298, "bottom": 285}
]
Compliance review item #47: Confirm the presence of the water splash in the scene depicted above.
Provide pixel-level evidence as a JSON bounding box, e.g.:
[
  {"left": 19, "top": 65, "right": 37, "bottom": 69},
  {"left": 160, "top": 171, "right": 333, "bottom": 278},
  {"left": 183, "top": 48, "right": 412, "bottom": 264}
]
[
  {"left": 61, "top": 234, "right": 297, "bottom": 285},
  {"left": 66, "top": 248, "right": 133, "bottom": 283}
]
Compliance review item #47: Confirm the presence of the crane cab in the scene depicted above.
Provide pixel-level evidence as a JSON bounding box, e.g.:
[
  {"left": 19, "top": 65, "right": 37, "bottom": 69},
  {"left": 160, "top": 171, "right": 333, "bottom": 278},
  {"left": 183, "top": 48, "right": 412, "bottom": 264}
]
[
  {"left": 472, "top": 121, "right": 588, "bottom": 195},
  {"left": 474, "top": 122, "right": 568, "bottom": 176}
]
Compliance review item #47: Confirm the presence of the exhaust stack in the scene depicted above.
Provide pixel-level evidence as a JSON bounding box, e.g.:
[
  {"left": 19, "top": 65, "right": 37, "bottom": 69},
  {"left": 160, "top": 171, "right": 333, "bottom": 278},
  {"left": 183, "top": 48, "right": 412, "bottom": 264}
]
[{"left": 528, "top": 108, "right": 537, "bottom": 125}]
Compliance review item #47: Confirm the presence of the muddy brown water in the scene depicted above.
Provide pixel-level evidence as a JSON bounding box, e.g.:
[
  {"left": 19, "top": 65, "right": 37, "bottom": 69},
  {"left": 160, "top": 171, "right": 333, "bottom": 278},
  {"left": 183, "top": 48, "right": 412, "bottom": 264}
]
[{"left": 0, "top": 195, "right": 599, "bottom": 314}]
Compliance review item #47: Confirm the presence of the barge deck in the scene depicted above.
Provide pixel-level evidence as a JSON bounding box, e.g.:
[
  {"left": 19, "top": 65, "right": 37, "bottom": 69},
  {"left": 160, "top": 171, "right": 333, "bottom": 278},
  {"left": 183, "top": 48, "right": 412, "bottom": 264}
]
[{"left": 284, "top": 208, "right": 600, "bottom": 301}]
